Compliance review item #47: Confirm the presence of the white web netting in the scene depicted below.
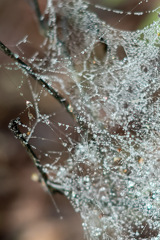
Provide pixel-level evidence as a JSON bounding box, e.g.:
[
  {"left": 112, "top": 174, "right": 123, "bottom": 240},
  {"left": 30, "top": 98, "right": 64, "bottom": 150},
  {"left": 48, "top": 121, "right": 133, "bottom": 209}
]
[{"left": 3, "top": 0, "right": 160, "bottom": 239}]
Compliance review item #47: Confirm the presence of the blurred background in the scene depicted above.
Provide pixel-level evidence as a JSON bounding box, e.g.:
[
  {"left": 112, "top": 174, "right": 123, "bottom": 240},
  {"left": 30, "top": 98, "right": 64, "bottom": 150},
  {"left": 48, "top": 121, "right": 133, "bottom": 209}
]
[{"left": 0, "top": 0, "right": 159, "bottom": 240}]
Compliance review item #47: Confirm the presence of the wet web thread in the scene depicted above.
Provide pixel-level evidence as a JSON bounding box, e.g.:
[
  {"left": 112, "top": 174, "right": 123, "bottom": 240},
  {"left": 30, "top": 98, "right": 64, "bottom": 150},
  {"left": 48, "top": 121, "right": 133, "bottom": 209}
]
[{"left": 2, "top": 0, "right": 160, "bottom": 239}]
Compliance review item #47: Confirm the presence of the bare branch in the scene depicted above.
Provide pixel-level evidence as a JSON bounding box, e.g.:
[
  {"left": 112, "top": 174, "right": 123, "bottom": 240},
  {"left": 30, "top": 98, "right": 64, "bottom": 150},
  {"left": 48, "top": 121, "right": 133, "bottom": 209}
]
[
  {"left": 8, "top": 117, "right": 65, "bottom": 195},
  {"left": 0, "top": 41, "right": 74, "bottom": 118}
]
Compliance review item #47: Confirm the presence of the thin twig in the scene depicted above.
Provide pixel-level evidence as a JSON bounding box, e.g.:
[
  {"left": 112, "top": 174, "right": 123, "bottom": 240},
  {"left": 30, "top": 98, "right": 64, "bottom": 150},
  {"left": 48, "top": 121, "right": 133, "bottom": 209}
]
[
  {"left": 0, "top": 41, "right": 74, "bottom": 118},
  {"left": 32, "top": 0, "right": 46, "bottom": 31},
  {"left": 8, "top": 117, "right": 65, "bottom": 195}
]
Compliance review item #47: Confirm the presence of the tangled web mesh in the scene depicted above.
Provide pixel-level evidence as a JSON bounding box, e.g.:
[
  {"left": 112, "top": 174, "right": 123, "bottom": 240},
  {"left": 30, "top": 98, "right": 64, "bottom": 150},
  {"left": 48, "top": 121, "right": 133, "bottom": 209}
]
[{"left": 6, "top": 0, "right": 160, "bottom": 239}]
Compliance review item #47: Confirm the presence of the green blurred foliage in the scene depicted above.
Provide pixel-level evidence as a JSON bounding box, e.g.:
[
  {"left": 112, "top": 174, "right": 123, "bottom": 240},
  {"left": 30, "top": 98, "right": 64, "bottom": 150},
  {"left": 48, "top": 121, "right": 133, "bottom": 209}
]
[{"left": 138, "top": 3, "right": 160, "bottom": 29}]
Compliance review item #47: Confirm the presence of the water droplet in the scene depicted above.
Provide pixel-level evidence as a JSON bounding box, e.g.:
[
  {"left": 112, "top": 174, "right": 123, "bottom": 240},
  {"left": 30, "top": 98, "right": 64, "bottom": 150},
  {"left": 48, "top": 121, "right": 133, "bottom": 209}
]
[
  {"left": 68, "top": 104, "right": 73, "bottom": 113},
  {"left": 63, "top": 142, "right": 67, "bottom": 147},
  {"left": 14, "top": 53, "right": 19, "bottom": 59}
]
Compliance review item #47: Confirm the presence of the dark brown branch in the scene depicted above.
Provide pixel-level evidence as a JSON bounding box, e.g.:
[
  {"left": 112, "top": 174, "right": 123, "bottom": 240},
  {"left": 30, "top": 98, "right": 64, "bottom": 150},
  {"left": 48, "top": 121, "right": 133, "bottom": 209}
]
[
  {"left": 8, "top": 117, "right": 65, "bottom": 195},
  {"left": 0, "top": 41, "right": 74, "bottom": 118},
  {"left": 32, "top": 0, "right": 46, "bottom": 31}
]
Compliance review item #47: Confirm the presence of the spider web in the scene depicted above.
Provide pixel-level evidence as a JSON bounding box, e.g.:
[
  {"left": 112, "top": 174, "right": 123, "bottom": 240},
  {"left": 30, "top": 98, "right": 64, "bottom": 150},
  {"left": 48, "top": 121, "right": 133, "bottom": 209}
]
[{"left": 4, "top": 0, "right": 160, "bottom": 239}]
